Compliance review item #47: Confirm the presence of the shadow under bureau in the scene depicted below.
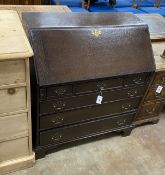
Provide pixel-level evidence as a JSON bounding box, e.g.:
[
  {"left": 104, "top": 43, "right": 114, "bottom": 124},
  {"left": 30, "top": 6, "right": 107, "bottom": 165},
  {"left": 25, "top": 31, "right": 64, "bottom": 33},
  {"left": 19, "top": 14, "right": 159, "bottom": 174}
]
[{"left": 23, "top": 12, "right": 155, "bottom": 159}]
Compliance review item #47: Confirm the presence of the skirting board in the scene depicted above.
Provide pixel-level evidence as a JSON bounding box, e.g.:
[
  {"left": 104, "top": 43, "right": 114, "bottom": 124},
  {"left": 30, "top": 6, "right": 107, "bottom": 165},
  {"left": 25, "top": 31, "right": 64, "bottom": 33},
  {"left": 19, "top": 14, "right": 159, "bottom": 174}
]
[{"left": 0, "top": 152, "right": 35, "bottom": 175}]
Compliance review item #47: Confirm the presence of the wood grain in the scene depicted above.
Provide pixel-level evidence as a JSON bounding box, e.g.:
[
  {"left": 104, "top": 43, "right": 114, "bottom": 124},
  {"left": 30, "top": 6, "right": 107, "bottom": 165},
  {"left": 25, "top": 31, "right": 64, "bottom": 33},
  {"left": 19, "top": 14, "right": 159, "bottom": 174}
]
[
  {"left": 0, "top": 153, "right": 35, "bottom": 175},
  {"left": 0, "top": 5, "right": 71, "bottom": 17},
  {"left": 0, "top": 87, "right": 26, "bottom": 115},
  {"left": 152, "top": 41, "right": 165, "bottom": 58},
  {"left": 0, "top": 10, "right": 33, "bottom": 60},
  {"left": 0, "top": 113, "right": 28, "bottom": 142},
  {"left": 0, "top": 59, "right": 25, "bottom": 86},
  {"left": 0, "top": 137, "right": 29, "bottom": 162}
]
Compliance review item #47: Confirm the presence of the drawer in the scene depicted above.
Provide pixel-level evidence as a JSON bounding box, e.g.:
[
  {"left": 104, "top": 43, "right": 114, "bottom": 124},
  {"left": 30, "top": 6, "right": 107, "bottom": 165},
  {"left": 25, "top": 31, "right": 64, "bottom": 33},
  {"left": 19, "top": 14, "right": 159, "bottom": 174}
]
[
  {"left": 40, "top": 97, "right": 141, "bottom": 130},
  {"left": 46, "top": 77, "right": 123, "bottom": 99},
  {"left": 0, "top": 60, "right": 25, "bottom": 86},
  {"left": 152, "top": 72, "right": 165, "bottom": 85},
  {"left": 40, "top": 86, "right": 146, "bottom": 115},
  {"left": 0, "top": 87, "right": 27, "bottom": 115},
  {"left": 40, "top": 112, "right": 135, "bottom": 146},
  {"left": 145, "top": 72, "right": 165, "bottom": 101},
  {"left": 0, "top": 137, "right": 29, "bottom": 162},
  {"left": 152, "top": 41, "right": 165, "bottom": 57},
  {"left": 44, "top": 73, "right": 149, "bottom": 99},
  {"left": 145, "top": 84, "right": 165, "bottom": 101},
  {"left": 124, "top": 73, "right": 150, "bottom": 86},
  {"left": 0, "top": 113, "right": 28, "bottom": 142},
  {"left": 136, "top": 101, "right": 164, "bottom": 121}
]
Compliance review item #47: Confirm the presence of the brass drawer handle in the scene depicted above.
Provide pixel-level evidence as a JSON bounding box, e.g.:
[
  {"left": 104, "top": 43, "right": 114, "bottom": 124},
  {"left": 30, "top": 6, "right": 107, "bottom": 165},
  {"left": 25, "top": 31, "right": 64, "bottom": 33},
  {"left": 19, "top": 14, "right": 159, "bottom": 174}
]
[
  {"left": 97, "top": 82, "right": 106, "bottom": 90},
  {"left": 133, "top": 76, "right": 143, "bottom": 84},
  {"left": 117, "top": 119, "right": 126, "bottom": 126},
  {"left": 127, "top": 89, "right": 137, "bottom": 97},
  {"left": 55, "top": 88, "right": 67, "bottom": 96},
  {"left": 53, "top": 101, "right": 66, "bottom": 111},
  {"left": 122, "top": 104, "right": 131, "bottom": 111},
  {"left": 51, "top": 133, "right": 62, "bottom": 142},
  {"left": 8, "top": 88, "right": 16, "bottom": 95},
  {"left": 51, "top": 116, "right": 64, "bottom": 125}
]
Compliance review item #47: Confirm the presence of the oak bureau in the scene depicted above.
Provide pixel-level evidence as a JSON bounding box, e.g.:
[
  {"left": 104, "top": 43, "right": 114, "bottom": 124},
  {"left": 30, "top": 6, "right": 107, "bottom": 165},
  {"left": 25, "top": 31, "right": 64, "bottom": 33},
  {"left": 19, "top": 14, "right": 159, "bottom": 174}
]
[
  {"left": 135, "top": 14, "right": 165, "bottom": 126},
  {"left": 0, "top": 11, "right": 34, "bottom": 174},
  {"left": 23, "top": 12, "right": 155, "bottom": 159}
]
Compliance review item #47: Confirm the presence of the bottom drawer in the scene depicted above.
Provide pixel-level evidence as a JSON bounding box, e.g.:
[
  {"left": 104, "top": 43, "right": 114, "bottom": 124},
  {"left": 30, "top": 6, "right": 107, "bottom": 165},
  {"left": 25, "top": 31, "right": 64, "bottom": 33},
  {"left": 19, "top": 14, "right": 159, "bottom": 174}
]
[
  {"left": 40, "top": 112, "right": 135, "bottom": 146},
  {"left": 0, "top": 137, "right": 29, "bottom": 162}
]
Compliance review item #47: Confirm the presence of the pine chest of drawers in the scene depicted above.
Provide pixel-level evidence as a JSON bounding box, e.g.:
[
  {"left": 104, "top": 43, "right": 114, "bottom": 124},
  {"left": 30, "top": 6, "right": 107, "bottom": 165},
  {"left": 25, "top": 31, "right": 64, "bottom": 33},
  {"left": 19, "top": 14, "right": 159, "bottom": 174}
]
[
  {"left": 135, "top": 14, "right": 165, "bottom": 126},
  {"left": 0, "top": 11, "right": 34, "bottom": 174},
  {"left": 23, "top": 12, "right": 155, "bottom": 159}
]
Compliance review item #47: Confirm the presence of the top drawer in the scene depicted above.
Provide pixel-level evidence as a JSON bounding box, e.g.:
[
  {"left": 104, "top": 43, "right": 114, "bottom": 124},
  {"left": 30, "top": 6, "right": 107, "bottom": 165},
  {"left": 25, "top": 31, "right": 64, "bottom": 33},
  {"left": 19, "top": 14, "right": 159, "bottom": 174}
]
[
  {"left": 0, "top": 60, "right": 26, "bottom": 86},
  {"left": 41, "top": 73, "right": 150, "bottom": 100}
]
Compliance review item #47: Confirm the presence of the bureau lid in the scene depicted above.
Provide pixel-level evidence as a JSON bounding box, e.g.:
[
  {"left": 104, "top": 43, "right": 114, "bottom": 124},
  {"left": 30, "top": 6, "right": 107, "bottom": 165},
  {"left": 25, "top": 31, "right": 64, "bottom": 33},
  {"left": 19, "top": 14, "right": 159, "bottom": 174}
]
[
  {"left": 0, "top": 10, "right": 33, "bottom": 60},
  {"left": 24, "top": 13, "right": 155, "bottom": 86},
  {"left": 136, "top": 14, "right": 165, "bottom": 40}
]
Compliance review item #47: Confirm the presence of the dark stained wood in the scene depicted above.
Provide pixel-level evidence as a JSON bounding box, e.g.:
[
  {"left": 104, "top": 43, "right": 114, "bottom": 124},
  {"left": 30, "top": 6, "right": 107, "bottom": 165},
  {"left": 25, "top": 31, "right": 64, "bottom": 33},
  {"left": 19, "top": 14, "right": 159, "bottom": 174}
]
[
  {"left": 23, "top": 13, "right": 155, "bottom": 86},
  {"left": 40, "top": 112, "right": 135, "bottom": 146},
  {"left": 40, "top": 98, "right": 141, "bottom": 130},
  {"left": 134, "top": 14, "right": 165, "bottom": 126},
  {"left": 23, "top": 13, "right": 155, "bottom": 159},
  {"left": 40, "top": 86, "right": 146, "bottom": 115}
]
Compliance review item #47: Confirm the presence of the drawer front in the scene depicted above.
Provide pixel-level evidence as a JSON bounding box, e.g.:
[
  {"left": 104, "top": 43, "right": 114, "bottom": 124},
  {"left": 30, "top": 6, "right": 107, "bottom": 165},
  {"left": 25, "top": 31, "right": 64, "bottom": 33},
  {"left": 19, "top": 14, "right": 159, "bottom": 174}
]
[
  {"left": 124, "top": 73, "right": 150, "bottom": 86},
  {"left": 0, "top": 60, "right": 25, "bottom": 86},
  {"left": 0, "top": 113, "right": 28, "bottom": 142},
  {"left": 136, "top": 101, "right": 163, "bottom": 121},
  {"left": 145, "top": 84, "right": 165, "bottom": 101},
  {"left": 40, "top": 86, "right": 146, "bottom": 115},
  {"left": 152, "top": 72, "right": 165, "bottom": 85},
  {"left": 44, "top": 73, "right": 149, "bottom": 99},
  {"left": 0, "top": 87, "right": 27, "bottom": 115},
  {"left": 145, "top": 72, "right": 165, "bottom": 101},
  {"left": 40, "top": 112, "right": 135, "bottom": 146},
  {"left": 152, "top": 42, "right": 165, "bottom": 57},
  {"left": 40, "top": 97, "right": 141, "bottom": 130},
  {"left": 0, "top": 137, "right": 29, "bottom": 162}
]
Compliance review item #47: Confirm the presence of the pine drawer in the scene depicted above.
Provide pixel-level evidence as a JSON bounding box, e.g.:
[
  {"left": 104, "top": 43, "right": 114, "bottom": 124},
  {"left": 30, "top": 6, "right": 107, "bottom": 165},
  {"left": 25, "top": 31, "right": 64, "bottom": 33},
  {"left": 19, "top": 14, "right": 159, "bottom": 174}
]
[
  {"left": 0, "top": 87, "right": 27, "bottom": 115},
  {"left": 0, "top": 113, "right": 28, "bottom": 142},
  {"left": 0, "top": 60, "right": 25, "bottom": 86}
]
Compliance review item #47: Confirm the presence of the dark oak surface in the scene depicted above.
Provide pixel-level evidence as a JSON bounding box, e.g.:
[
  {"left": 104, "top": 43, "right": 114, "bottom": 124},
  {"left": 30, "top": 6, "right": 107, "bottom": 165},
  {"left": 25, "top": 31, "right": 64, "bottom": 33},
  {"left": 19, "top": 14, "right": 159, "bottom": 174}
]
[
  {"left": 24, "top": 13, "right": 155, "bottom": 86},
  {"left": 135, "top": 14, "right": 165, "bottom": 125},
  {"left": 24, "top": 13, "right": 155, "bottom": 158}
]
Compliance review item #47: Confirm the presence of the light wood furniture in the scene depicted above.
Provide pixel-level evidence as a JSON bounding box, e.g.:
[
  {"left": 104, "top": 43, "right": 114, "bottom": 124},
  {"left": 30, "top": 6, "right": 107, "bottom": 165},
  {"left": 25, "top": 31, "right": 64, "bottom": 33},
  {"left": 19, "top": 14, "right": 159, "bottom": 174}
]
[
  {"left": 0, "top": 5, "right": 71, "bottom": 34},
  {"left": 0, "top": 5, "right": 71, "bottom": 15},
  {"left": 0, "top": 10, "right": 34, "bottom": 175}
]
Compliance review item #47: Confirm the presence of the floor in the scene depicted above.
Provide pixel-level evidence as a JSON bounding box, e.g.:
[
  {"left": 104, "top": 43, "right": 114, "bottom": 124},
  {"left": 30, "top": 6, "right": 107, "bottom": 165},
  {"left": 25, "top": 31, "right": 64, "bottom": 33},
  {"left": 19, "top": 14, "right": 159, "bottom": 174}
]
[{"left": 9, "top": 113, "right": 165, "bottom": 175}]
